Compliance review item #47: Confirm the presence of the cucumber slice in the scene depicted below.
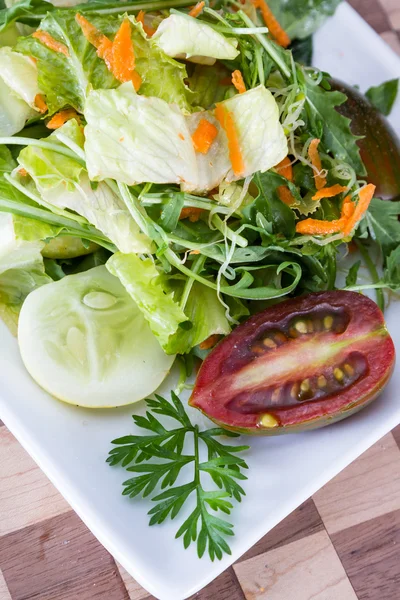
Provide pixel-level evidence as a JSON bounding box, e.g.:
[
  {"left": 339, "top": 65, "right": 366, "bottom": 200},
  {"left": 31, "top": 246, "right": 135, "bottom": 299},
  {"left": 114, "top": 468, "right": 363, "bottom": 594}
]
[{"left": 18, "top": 266, "right": 175, "bottom": 407}]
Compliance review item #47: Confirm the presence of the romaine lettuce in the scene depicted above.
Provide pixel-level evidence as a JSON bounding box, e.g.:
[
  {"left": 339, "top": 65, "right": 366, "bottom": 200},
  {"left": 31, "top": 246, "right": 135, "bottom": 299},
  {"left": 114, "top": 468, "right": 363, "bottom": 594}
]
[
  {"left": 152, "top": 13, "right": 239, "bottom": 63},
  {"left": 0, "top": 46, "right": 40, "bottom": 107},
  {"left": 164, "top": 282, "right": 230, "bottom": 355},
  {"left": 84, "top": 83, "right": 197, "bottom": 187},
  {"left": 221, "top": 85, "right": 288, "bottom": 182},
  {"left": 16, "top": 12, "right": 192, "bottom": 113},
  {"left": 17, "top": 120, "right": 152, "bottom": 253},
  {"left": 0, "top": 213, "right": 51, "bottom": 334},
  {"left": 107, "top": 251, "right": 188, "bottom": 349}
]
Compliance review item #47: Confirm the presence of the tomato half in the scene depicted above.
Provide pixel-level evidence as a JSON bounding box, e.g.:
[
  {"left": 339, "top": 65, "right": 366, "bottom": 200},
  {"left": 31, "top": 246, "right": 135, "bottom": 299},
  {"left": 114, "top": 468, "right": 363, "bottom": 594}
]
[{"left": 189, "top": 291, "right": 395, "bottom": 435}]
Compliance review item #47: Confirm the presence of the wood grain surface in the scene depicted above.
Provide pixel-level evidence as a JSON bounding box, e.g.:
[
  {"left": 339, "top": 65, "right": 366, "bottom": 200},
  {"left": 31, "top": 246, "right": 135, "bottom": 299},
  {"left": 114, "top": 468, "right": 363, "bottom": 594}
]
[{"left": 1, "top": 1, "right": 400, "bottom": 599}]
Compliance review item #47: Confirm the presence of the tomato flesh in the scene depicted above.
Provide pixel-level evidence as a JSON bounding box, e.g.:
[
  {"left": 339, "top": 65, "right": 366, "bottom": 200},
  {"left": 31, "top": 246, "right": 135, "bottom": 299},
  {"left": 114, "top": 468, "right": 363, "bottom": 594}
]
[{"left": 189, "top": 292, "right": 395, "bottom": 434}]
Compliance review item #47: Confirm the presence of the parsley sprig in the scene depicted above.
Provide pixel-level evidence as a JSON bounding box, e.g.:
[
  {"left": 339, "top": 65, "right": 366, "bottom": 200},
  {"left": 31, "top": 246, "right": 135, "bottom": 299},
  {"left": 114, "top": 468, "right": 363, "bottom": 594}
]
[{"left": 107, "top": 393, "right": 249, "bottom": 560}]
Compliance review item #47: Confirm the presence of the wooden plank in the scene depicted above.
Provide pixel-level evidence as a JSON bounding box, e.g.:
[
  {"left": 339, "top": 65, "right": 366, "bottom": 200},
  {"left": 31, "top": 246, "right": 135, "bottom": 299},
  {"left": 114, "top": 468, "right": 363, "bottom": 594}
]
[
  {"left": 0, "top": 511, "right": 130, "bottom": 600},
  {"left": 331, "top": 509, "right": 400, "bottom": 600}
]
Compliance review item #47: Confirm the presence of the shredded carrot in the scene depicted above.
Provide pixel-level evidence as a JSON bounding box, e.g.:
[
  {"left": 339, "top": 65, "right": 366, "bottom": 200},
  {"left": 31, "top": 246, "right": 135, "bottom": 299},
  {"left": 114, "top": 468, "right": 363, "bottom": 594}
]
[
  {"left": 340, "top": 195, "right": 355, "bottom": 219},
  {"left": 189, "top": 249, "right": 201, "bottom": 255},
  {"left": 76, "top": 14, "right": 114, "bottom": 70},
  {"left": 278, "top": 186, "right": 295, "bottom": 206},
  {"left": 32, "top": 30, "right": 70, "bottom": 57},
  {"left": 189, "top": 1, "right": 205, "bottom": 18},
  {"left": 312, "top": 184, "right": 348, "bottom": 201},
  {"left": 112, "top": 20, "right": 136, "bottom": 83},
  {"left": 178, "top": 133, "right": 185, "bottom": 141},
  {"left": 232, "top": 70, "right": 246, "bottom": 94},
  {"left": 308, "top": 138, "right": 326, "bottom": 190},
  {"left": 296, "top": 217, "right": 347, "bottom": 235},
  {"left": 275, "top": 156, "right": 293, "bottom": 181},
  {"left": 46, "top": 109, "right": 80, "bottom": 130},
  {"left": 34, "top": 94, "right": 48, "bottom": 114},
  {"left": 18, "top": 168, "right": 28, "bottom": 177},
  {"left": 342, "top": 184, "right": 376, "bottom": 236},
  {"left": 131, "top": 70, "right": 142, "bottom": 91},
  {"left": 251, "top": 0, "right": 290, "bottom": 48},
  {"left": 191, "top": 118, "right": 218, "bottom": 154},
  {"left": 199, "top": 334, "right": 220, "bottom": 350},
  {"left": 136, "top": 10, "right": 156, "bottom": 37},
  {"left": 179, "top": 207, "right": 205, "bottom": 222},
  {"left": 214, "top": 104, "right": 244, "bottom": 177}
]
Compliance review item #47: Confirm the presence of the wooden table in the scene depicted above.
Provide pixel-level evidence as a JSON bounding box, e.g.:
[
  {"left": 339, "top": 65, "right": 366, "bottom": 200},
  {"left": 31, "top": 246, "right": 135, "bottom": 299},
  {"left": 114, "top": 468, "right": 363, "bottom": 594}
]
[{"left": 1, "top": 2, "right": 400, "bottom": 599}]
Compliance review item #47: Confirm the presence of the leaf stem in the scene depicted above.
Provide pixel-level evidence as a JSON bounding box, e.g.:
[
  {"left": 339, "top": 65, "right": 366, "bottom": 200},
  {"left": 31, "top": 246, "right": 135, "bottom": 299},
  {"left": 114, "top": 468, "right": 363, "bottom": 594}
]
[
  {"left": 0, "top": 138, "right": 86, "bottom": 167},
  {"left": 354, "top": 238, "right": 385, "bottom": 311},
  {"left": 193, "top": 425, "right": 200, "bottom": 486}
]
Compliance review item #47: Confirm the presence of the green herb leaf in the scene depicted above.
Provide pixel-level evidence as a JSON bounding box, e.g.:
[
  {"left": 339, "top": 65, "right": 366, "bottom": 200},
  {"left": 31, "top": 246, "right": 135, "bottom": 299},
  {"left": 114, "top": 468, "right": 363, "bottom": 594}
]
[
  {"left": 365, "top": 78, "right": 399, "bottom": 117},
  {"left": 267, "top": 0, "right": 341, "bottom": 40},
  {"left": 108, "top": 392, "right": 249, "bottom": 560},
  {"left": 302, "top": 73, "right": 366, "bottom": 176},
  {"left": 363, "top": 197, "right": 400, "bottom": 254},
  {"left": 345, "top": 260, "right": 361, "bottom": 287}
]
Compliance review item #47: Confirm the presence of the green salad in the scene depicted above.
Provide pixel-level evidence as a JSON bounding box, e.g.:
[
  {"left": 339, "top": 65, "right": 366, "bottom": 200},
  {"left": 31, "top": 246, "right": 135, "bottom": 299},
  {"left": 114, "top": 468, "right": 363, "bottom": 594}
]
[
  {"left": 1, "top": 0, "right": 400, "bottom": 562},
  {"left": 0, "top": 0, "right": 399, "bottom": 406}
]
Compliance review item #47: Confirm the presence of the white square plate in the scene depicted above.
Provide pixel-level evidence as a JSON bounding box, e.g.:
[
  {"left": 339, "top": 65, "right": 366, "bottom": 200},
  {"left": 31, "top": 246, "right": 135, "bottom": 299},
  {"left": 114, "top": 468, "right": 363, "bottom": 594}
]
[{"left": 1, "top": 3, "right": 400, "bottom": 599}]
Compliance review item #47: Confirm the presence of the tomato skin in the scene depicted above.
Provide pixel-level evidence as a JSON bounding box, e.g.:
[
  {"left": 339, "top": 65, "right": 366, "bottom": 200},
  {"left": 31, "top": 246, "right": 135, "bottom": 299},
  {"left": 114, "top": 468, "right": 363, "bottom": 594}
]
[{"left": 189, "top": 292, "right": 395, "bottom": 435}]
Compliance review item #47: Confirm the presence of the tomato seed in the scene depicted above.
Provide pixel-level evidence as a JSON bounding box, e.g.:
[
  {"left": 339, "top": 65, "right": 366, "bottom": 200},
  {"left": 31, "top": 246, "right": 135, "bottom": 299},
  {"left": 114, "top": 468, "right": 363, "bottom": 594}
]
[
  {"left": 263, "top": 337, "right": 277, "bottom": 349},
  {"left": 294, "top": 321, "right": 308, "bottom": 334},
  {"left": 324, "top": 315, "right": 334, "bottom": 329},
  {"left": 333, "top": 367, "right": 344, "bottom": 382},
  {"left": 259, "top": 413, "right": 279, "bottom": 428},
  {"left": 318, "top": 375, "right": 327, "bottom": 388},
  {"left": 344, "top": 363, "right": 354, "bottom": 376}
]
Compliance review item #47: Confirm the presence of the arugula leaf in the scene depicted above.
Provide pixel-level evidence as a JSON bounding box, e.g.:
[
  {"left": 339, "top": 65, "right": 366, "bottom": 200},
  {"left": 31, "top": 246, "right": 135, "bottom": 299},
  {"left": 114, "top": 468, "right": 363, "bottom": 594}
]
[
  {"left": 244, "top": 171, "right": 296, "bottom": 237},
  {"left": 363, "top": 197, "right": 400, "bottom": 254},
  {"left": 383, "top": 246, "right": 400, "bottom": 290},
  {"left": 365, "top": 78, "right": 399, "bottom": 117},
  {"left": 302, "top": 75, "right": 366, "bottom": 176},
  {"left": 267, "top": 0, "right": 341, "bottom": 40},
  {"left": 345, "top": 260, "right": 361, "bottom": 287},
  {"left": 290, "top": 35, "right": 313, "bottom": 65},
  {"left": 108, "top": 392, "right": 249, "bottom": 560}
]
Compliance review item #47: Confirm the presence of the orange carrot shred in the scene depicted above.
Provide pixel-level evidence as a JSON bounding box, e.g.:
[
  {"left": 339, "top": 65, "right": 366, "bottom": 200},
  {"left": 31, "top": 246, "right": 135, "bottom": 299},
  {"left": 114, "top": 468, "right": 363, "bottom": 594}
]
[
  {"left": 18, "top": 168, "right": 28, "bottom": 177},
  {"left": 312, "top": 184, "right": 348, "bottom": 201},
  {"left": 251, "top": 0, "right": 290, "bottom": 48},
  {"left": 189, "top": 249, "right": 201, "bottom": 255},
  {"left": 179, "top": 207, "right": 205, "bottom": 222},
  {"left": 136, "top": 10, "right": 156, "bottom": 37},
  {"left": 308, "top": 138, "right": 326, "bottom": 190},
  {"left": 342, "top": 184, "right": 376, "bottom": 236},
  {"left": 191, "top": 118, "right": 218, "bottom": 154},
  {"left": 32, "top": 30, "right": 70, "bottom": 57},
  {"left": 76, "top": 14, "right": 114, "bottom": 70},
  {"left": 340, "top": 195, "right": 355, "bottom": 219},
  {"left": 232, "top": 70, "right": 246, "bottom": 94},
  {"left": 47, "top": 109, "right": 80, "bottom": 130},
  {"left": 189, "top": 1, "right": 205, "bottom": 18},
  {"left": 112, "top": 20, "right": 136, "bottom": 83},
  {"left": 131, "top": 70, "right": 142, "bottom": 91},
  {"left": 34, "top": 94, "right": 48, "bottom": 114},
  {"left": 275, "top": 156, "right": 293, "bottom": 181},
  {"left": 178, "top": 133, "right": 185, "bottom": 140},
  {"left": 278, "top": 186, "right": 295, "bottom": 206},
  {"left": 199, "top": 334, "right": 220, "bottom": 350},
  {"left": 214, "top": 104, "right": 245, "bottom": 177},
  {"left": 296, "top": 217, "right": 347, "bottom": 235}
]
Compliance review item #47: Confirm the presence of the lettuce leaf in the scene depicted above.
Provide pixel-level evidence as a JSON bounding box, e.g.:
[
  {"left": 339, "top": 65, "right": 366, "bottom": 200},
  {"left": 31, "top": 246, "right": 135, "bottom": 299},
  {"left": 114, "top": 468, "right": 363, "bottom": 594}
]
[
  {"left": 106, "top": 252, "right": 188, "bottom": 349},
  {"left": 0, "top": 68, "right": 35, "bottom": 136},
  {"left": 17, "top": 120, "right": 152, "bottom": 253},
  {"left": 0, "top": 46, "right": 40, "bottom": 106},
  {"left": 16, "top": 12, "right": 192, "bottom": 113},
  {"left": 16, "top": 12, "right": 118, "bottom": 113},
  {"left": 188, "top": 64, "right": 233, "bottom": 109},
  {"left": 152, "top": 13, "right": 239, "bottom": 63},
  {"left": 0, "top": 212, "right": 51, "bottom": 334},
  {"left": 217, "top": 85, "right": 288, "bottom": 183},
  {"left": 164, "top": 282, "right": 230, "bottom": 354},
  {"left": 84, "top": 83, "right": 197, "bottom": 187}
]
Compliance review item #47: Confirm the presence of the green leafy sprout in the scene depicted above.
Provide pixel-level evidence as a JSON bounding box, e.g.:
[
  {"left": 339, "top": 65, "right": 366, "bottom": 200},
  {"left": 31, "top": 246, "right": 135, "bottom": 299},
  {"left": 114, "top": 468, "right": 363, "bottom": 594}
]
[{"left": 107, "top": 392, "right": 249, "bottom": 560}]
